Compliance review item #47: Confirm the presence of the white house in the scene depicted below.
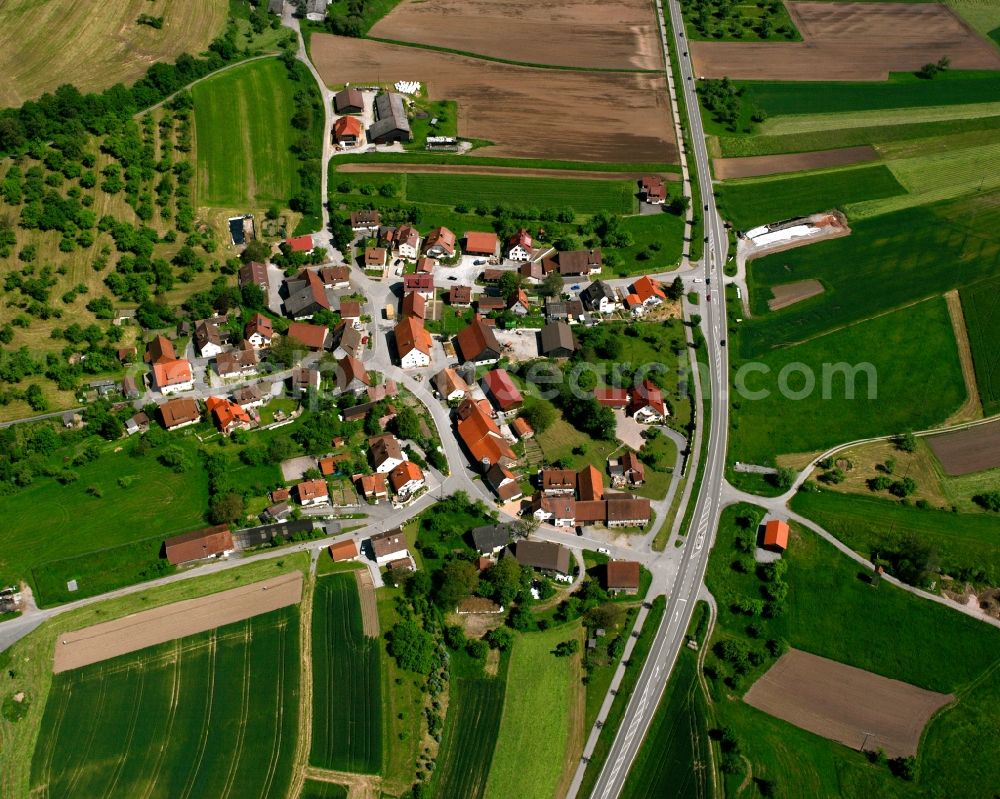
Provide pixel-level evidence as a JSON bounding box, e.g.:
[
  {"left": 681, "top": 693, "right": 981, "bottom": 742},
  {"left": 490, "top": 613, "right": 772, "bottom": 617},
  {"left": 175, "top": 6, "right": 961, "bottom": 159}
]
[
  {"left": 369, "top": 434, "right": 406, "bottom": 474},
  {"left": 194, "top": 320, "right": 225, "bottom": 359},
  {"left": 394, "top": 317, "right": 432, "bottom": 369},
  {"left": 531, "top": 494, "right": 576, "bottom": 527},
  {"left": 507, "top": 229, "right": 533, "bottom": 262},
  {"left": 370, "top": 527, "right": 409, "bottom": 565},
  {"left": 295, "top": 478, "right": 329, "bottom": 507},
  {"left": 389, "top": 460, "right": 425, "bottom": 497}
]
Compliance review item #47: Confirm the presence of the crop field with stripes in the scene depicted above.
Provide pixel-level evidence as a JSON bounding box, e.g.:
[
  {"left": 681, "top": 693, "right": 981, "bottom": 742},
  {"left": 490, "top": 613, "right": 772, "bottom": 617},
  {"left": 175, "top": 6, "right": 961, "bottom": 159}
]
[
  {"left": 310, "top": 573, "right": 382, "bottom": 773},
  {"left": 29, "top": 607, "right": 300, "bottom": 799}
]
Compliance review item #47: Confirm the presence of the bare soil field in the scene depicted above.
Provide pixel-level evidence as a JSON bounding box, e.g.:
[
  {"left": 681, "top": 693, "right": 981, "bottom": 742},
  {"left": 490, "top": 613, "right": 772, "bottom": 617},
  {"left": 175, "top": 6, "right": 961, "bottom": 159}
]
[
  {"left": 0, "top": 0, "right": 228, "bottom": 107},
  {"left": 927, "top": 418, "right": 1000, "bottom": 475},
  {"left": 744, "top": 649, "right": 953, "bottom": 758},
  {"left": 312, "top": 35, "right": 677, "bottom": 163},
  {"left": 368, "top": 0, "right": 663, "bottom": 71},
  {"left": 53, "top": 572, "right": 303, "bottom": 673},
  {"left": 355, "top": 569, "right": 380, "bottom": 637},
  {"left": 338, "top": 163, "right": 680, "bottom": 181},
  {"left": 768, "top": 279, "right": 825, "bottom": 310},
  {"left": 691, "top": 2, "right": 1000, "bottom": 81},
  {"left": 713, "top": 146, "right": 879, "bottom": 179}
]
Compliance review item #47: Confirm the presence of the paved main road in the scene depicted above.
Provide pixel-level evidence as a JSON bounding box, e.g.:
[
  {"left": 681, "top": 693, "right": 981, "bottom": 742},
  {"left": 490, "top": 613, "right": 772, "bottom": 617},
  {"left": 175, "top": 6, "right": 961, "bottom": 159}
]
[{"left": 584, "top": 1, "right": 733, "bottom": 796}]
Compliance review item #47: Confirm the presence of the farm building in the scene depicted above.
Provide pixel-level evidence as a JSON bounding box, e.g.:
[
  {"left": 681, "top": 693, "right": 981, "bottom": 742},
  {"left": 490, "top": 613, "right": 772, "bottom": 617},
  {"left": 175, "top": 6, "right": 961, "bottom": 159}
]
[
  {"left": 456, "top": 397, "right": 516, "bottom": 468},
  {"left": 333, "top": 115, "right": 363, "bottom": 145},
  {"left": 594, "top": 387, "right": 629, "bottom": 409},
  {"left": 763, "top": 519, "right": 790, "bottom": 551},
  {"left": 465, "top": 231, "right": 499, "bottom": 257},
  {"left": 239, "top": 261, "right": 269, "bottom": 292},
  {"left": 158, "top": 398, "right": 201, "bottom": 430},
  {"left": 455, "top": 316, "right": 501, "bottom": 364},
  {"left": 284, "top": 269, "right": 332, "bottom": 319},
  {"left": 286, "top": 321, "right": 330, "bottom": 351},
  {"left": 394, "top": 316, "right": 433, "bottom": 368},
  {"left": 370, "top": 527, "right": 409, "bottom": 564},
  {"left": 531, "top": 494, "right": 576, "bottom": 527},
  {"left": 507, "top": 229, "right": 533, "bottom": 261},
  {"left": 544, "top": 300, "right": 584, "bottom": 322},
  {"left": 164, "top": 525, "right": 234, "bottom": 566},
  {"left": 334, "top": 88, "right": 364, "bottom": 114},
  {"left": 477, "top": 296, "right": 506, "bottom": 313},
  {"left": 513, "top": 540, "right": 571, "bottom": 576},
  {"left": 368, "top": 92, "right": 411, "bottom": 144},
  {"left": 543, "top": 249, "right": 602, "bottom": 277},
  {"left": 285, "top": 234, "right": 314, "bottom": 253},
  {"left": 542, "top": 468, "right": 577, "bottom": 496},
  {"left": 606, "top": 496, "right": 651, "bottom": 527},
  {"left": 540, "top": 321, "right": 576, "bottom": 358},
  {"left": 481, "top": 369, "right": 523, "bottom": 416},
  {"left": 329, "top": 539, "right": 359, "bottom": 562},
  {"left": 606, "top": 560, "right": 641, "bottom": 594},
  {"left": 519, "top": 261, "right": 545, "bottom": 282},
  {"left": 351, "top": 209, "right": 381, "bottom": 232},
  {"left": 639, "top": 175, "right": 667, "bottom": 204},
  {"left": 578, "top": 465, "right": 604, "bottom": 502}
]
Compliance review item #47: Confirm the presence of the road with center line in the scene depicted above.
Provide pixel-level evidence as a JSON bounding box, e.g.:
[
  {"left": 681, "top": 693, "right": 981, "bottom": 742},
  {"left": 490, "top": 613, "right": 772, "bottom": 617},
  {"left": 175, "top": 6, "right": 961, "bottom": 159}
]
[{"left": 585, "top": 0, "right": 732, "bottom": 796}]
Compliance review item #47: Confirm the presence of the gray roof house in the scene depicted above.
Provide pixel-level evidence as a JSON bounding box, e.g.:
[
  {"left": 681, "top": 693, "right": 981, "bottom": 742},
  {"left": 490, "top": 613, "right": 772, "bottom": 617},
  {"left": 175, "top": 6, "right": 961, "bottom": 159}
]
[
  {"left": 540, "top": 321, "right": 576, "bottom": 358},
  {"left": 368, "top": 93, "right": 411, "bottom": 144},
  {"left": 471, "top": 523, "right": 516, "bottom": 555}
]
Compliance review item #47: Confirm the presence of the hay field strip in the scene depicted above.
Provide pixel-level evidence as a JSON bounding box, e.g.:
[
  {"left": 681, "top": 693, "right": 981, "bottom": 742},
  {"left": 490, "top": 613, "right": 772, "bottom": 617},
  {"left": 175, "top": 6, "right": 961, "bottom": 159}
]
[
  {"left": 30, "top": 607, "right": 300, "bottom": 799},
  {"left": 0, "top": 0, "right": 228, "bottom": 107},
  {"left": 310, "top": 574, "right": 382, "bottom": 774},
  {"left": 759, "top": 100, "right": 1000, "bottom": 136},
  {"left": 193, "top": 58, "right": 299, "bottom": 208}
]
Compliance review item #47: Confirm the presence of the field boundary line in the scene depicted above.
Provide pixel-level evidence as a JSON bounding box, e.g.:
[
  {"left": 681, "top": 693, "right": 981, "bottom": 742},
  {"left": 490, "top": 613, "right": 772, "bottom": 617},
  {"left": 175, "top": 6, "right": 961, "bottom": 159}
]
[
  {"left": 102, "top": 664, "right": 146, "bottom": 799},
  {"left": 943, "top": 289, "right": 984, "bottom": 424},
  {"left": 179, "top": 633, "right": 217, "bottom": 799}
]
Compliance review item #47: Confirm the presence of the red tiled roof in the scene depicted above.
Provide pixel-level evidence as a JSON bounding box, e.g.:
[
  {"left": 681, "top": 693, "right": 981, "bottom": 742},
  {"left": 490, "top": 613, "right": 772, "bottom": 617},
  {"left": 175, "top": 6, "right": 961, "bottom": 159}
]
[
  {"left": 329, "top": 539, "right": 358, "bottom": 561},
  {"left": 296, "top": 478, "right": 329, "bottom": 502},
  {"left": 464, "top": 231, "right": 498, "bottom": 254},
  {"left": 153, "top": 358, "right": 193, "bottom": 388},
  {"left": 165, "top": 525, "right": 233, "bottom": 565},
  {"left": 394, "top": 316, "right": 432, "bottom": 357},
  {"left": 389, "top": 460, "right": 424, "bottom": 492},
  {"left": 607, "top": 560, "right": 641, "bottom": 590},
  {"left": 763, "top": 519, "right": 789, "bottom": 550},
  {"left": 205, "top": 396, "right": 251, "bottom": 431},
  {"left": 456, "top": 398, "right": 515, "bottom": 466},
  {"left": 286, "top": 321, "right": 329, "bottom": 350},
  {"left": 402, "top": 273, "right": 434, "bottom": 293},
  {"left": 631, "top": 276, "right": 666, "bottom": 303},
  {"left": 334, "top": 115, "right": 362, "bottom": 138},
  {"left": 594, "top": 387, "right": 629, "bottom": 408},
  {"left": 286, "top": 235, "right": 313, "bottom": 253},
  {"left": 578, "top": 464, "right": 604, "bottom": 502},
  {"left": 482, "top": 369, "right": 522, "bottom": 410}
]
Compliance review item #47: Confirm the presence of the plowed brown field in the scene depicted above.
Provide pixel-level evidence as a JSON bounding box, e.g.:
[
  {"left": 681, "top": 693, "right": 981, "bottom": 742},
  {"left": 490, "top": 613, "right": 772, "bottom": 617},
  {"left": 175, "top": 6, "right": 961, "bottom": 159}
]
[
  {"left": 311, "top": 35, "right": 678, "bottom": 163},
  {"left": 713, "top": 146, "right": 879, "bottom": 179},
  {"left": 369, "top": 0, "right": 663, "bottom": 71},
  {"left": 744, "top": 649, "right": 953, "bottom": 758},
  {"left": 767, "top": 278, "right": 825, "bottom": 310},
  {"left": 691, "top": 3, "right": 1000, "bottom": 81},
  {"left": 928, "top": 418, "right": 1000, "bottom": 475}
]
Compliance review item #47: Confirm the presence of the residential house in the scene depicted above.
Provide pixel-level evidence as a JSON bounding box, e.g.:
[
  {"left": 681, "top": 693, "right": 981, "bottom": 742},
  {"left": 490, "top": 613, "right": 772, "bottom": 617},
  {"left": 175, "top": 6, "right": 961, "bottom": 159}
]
[
  {"left": 484, "top": 463, "right": 522, "bottom": 502},
  {"left": 205, "top": 396, "right": 253, "bottom": 434},
  {"left": 482, "top": 268, "right": 505, "bottom": 284},
  {"left": 369, "top": 526, "right": 409, "bottom": 565},
  {"left": 544, "top": 299, "right": 584, "bottom": 322},
  {"left": 122, "top": 374, "right": 140, "bottom": 399},
  {"left": 329, "top": 538, "right": 359, "bottom": 562},
  {"left": 394, "top": 316, "right": 433, "bottom": 368},
  {"left": 233, "top": 382, "right": 270, "bottom": 410},
  {"left": 507, "top": 229, "right": 533, "bottom": 262},
  {"left": 477, "top": 296, "right": 506, "bottom": 313},
  {"left": 543, "top": 249, "right": 602, "bottom": 277},
  {"left": 540, "top": 321, "right": 575, "bottom": 358},
  {"left": 581, "top": 281, "right": 618, "bottom": 314},
  {"left": 351, "top": 209, "right": 381, "bottom": 233},
  {"left": 465, "top": 231, "right": 499, "bottom": 257},
  {"left": 334, "top": 88, "right": 364, "bottom": 115},
  {"left": 578, "top": 464, "right": 605, "bottom": 502},
  {"left": 606, "top": 560, "right": 641, "bottom": 594},
  {"left": 455, "top": 316, "right": 501, "bottom": 364},
  {"left": 365, "top": 247, "right": 388, "bottom": 269},
  {"left": 518, "top": 260, "right": 545, "bottom": 283},
  {"left": 424, "top": 226, "right": 456, "bottom": 259},
  {"left": 339, "top": 299, "right": 362, "bottom": 325},
  {"left": 290, "top": 367, "right": 321, "bottom": 395},
  {"left": 402, "top": 272, "right": 434, "bottom": 298},
  {"left": 513, "top": 540, "right": 571, "bottom": 576},
  {"left": 433, "top": 367, "right": 469, "bottom": 401},
  {"left": 639, "top": 175, "right": 667, "bottom": 205},
  {"left": 541, "top": 468, "right": 577, "bottom": 496},
  {"left": 386, "top": 224, "right": 421, "bottom": 259},
  {"left": 471, "top": 523, "right": 516, "bottom": 555},
  {"left": 147, "top": 335, "right": 193, "bottom": 395},
  {"left": 762, "top": 519, "right": 790, "bottom": 551},
  {"left": 512, "top": 416, "right": 534, "bottom": 439},
  {"left": 630, "top": 379, "right": 668, "bottom": 423},
  {"left": 333, "top": 115, "right": 362, "bottom": 146},
  {"left": 368, "top": 92, "right": 411, "bottom": 144},
  {"left": 286, "top": 321, "right": 330, "bottom": 351},
  {"left": 239, "top": 261, "right": 269, "bottom": 292},
  {"left": 620, "top": 450, "right": 645, "bottom": 486},
  {"left": 626, "top": 276, "right": 666, "bottom": 315},
  {"left": 295, "top": 478, "right": 330, "bottom": 507},
  {"left": 335, "top": 355, "right": 371, "bottom": 394},
  {"left": 508, "top": 288, "right": 531, "bottom": 316},
  {"left": 215, "top": 342, "right": 259, "bottom": 378},
  {"left": 319, "top": 265, "right": 351, "bottom": 289},
  {"left": 456, "top": 397, "right": 516, "bottom": 469},
  {"left": 606, "top": 496, "right": 652, "bottom": 527},
  {"left": 402, "top": 291, "right": 426, "bottom": 320},
  {"left": 285, "top": 234, "right": 314, "bottom": 253},
  {"left": 449, "top": 285, "right": 472, "bottom": 307},
  {"left": 158, "top": 397, "right": 200, "bottom": 430},
  {"left": 389, "top": 460, "right": 425, "bottom": 496},
  {"left": 481, "top": 369, "right": 523, "bottom": 417},
  {"left": 356, "top": 472, "right": 389, "bottom": 502},
  {"left": 164, "top": 525, "right": 234, "bottom": 565},
  {"left": 284, "top": 269, "right": 331, "bottom": 319},
  {"left": 369, "top": 434, "right": 406, "bottom": 474},
  {"left": 245, "top": 313, "right": 273, "bottom": 349},
  {"left": 415, "top": 256, "right": 436, "bottom": 274},
  {"left": 331, "top": 322, "right": 363, "bottom": 360}
]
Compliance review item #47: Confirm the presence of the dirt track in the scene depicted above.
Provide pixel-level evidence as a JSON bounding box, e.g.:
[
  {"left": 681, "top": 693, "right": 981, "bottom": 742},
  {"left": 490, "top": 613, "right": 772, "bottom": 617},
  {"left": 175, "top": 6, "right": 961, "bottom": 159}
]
[
  {"left": 692, "top": 2, "right": 1000, "bottom": 81},
  {"left": 713, "top": 146, "right": 878, "bottom": 180},
  {"left": 744, "top": 649, "right": 953, "bottom": 758},
  {"left": 369, "top": 0, "right": 663, "bottom": 71},
  {"left": 355, "top": 570, "right": 380, "bottom": 637},
  {"left": 53, "top": 572, "right": 303, "bottom": 673},
  {"left": 928, "top": 418, "right": 1000, "bottom": 475},
  {"left": 338, "top": 163, "right": 680, "bottom": 181},
  {"left": 311, "top": 35, "right": 677, "bottom": 164},
  {"left": 768, "top": 279, "right": 825, "bottom": 311}
]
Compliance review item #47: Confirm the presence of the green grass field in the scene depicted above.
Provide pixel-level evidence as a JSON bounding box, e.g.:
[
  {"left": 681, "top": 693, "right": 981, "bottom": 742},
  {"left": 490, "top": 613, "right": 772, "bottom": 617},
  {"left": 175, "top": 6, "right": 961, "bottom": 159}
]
[
  {"left": 397, "top": 173, "right": 635, "bottom": 216},
  {"left": 730, "top": 299, "right": 965, "bottom": 463},
  {"left": 30, "top": 605, "right": 300, "bottom": 799},
  {"left": 719, "top": 164, "right": 906, "bottom": 231},
  {"left": 431, "top": 651, "right": 507, "bottom": 799},
  {"left": 791, "top": 489, "right": 1000, "bottom": 586},
  {"left": 620, "top": 651, "right": 711, "bottom": 799},
  {"left": 759, "top": 102, "right": 1000, "bottom": 137},
  {"left": 701, "top": 503, "right": 1000, "bottom": 796},
  {"left": 960, "top": 273, "right": 1000, "bottom": 414},
  {"left": 193, "top": 58, "right": 302, "bottom": 207},
  {"left": 742, "top": 192, "right": 1000, "bottom": 355},
  {"left": 615, "top": 211, "right": 686, "bottom": 275},
  {"left": 311, "top": 573, "right": 382, "bottom": 773},
  {"left": 300, "top": 780, "right": 349, "bottom": 799},
  {"left": 483, "top": 623, "right": 582, "bottom": 799}
]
